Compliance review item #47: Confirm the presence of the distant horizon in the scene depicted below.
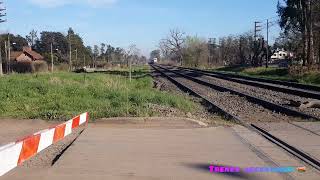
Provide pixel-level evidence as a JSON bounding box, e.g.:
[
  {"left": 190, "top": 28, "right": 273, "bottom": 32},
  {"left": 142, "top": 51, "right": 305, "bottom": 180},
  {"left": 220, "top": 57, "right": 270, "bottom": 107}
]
[{"left": 1, "top": 0, "right": 281, "bottom": 56}]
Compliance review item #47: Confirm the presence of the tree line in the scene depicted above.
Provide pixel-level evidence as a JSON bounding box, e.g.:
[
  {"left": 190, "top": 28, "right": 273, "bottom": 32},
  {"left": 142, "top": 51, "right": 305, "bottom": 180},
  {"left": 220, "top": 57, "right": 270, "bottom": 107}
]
[
  {"left": 152, "top": 29, "right": 262, "bottom": 68},
  {"left": 278, "top": 0, "right": 320, "bottom": 66},
  {"left": 0, "top": 27, "right": 147, "bottom": 72},
  {"left": 153, "top": 0, "right": 320, "bottom": 69}
]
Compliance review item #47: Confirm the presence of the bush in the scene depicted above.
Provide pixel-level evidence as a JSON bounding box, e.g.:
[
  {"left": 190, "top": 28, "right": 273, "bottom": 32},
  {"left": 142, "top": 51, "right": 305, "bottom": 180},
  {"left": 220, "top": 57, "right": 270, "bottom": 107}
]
[{"left": 32, "top": 60, "right": 48, "bottom": 73}]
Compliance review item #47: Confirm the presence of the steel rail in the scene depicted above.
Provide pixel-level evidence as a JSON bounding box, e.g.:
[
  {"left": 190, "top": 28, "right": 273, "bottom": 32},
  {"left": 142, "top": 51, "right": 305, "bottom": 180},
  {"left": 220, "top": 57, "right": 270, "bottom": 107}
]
[
  {"left": 176, "top": 66, "right": 320, "bottom": 100},
  {"left": 155, "top": 64, "right": 319, "bottom": 120},
  {"left": 178, "top": 66, "right": 320, "bottom": 92}
]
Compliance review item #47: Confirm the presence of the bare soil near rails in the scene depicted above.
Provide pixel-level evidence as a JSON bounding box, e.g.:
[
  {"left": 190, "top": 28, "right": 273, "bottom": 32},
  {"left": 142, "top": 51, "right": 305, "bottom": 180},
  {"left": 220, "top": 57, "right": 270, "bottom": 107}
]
[
  {"left": 0, "top": 119, "right": 58, "bottom": 146},
  {"left": 161, "top": 70, "right": 308, "bottom": 123},
  {"left": 151, "top": 70, "right": 234, "bottom": 127},
  {"left": 180, "top": 70, "right": 320, "bottom": 119}
]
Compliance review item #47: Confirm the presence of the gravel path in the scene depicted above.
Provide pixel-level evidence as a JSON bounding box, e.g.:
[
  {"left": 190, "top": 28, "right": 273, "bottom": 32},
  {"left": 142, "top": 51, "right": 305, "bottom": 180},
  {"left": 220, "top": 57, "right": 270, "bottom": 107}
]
[{"left": 178, "top": 69, "right": 320, "bottom": 119}]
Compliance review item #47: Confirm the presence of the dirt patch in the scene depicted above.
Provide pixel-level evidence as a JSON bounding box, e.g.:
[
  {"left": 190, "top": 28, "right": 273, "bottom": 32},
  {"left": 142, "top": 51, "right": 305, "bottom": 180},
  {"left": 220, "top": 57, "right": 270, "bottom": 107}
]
[{"left": 0, "top": 119, "right": 58, "bottom": 146}]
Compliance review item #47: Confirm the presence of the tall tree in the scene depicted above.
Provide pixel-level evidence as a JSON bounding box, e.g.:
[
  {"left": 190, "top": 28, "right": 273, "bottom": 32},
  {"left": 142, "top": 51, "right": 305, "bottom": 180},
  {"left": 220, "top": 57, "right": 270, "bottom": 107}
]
[
  {"left": 114, "top": 47, "right": 125, "bottom": 63},
  {"left": 34, "top": 31, "right": 69, "bottom": 63},
  {"left": 183, "top": 36, "right": 209, "bottom": 67},
  {"left": 100, "top": 43, "right": 106, "bottom": 62},
  {"left": 125, "top": 44, "right": 140, "bottom": 81},
  {"left": 93, "top": 45, "right": 99, "bottom": 57},
  {"left": 150, "top": 49, "right": 161, "bottom": 61},
  {"left": 0, "top": 34, "right": 28, "bottom": 51},
  {"left": 106, "top": 44, "right": 115, "bottom": 63},
  {"left": 278, "top": 0, "right": 316, "bottom": 65},
  {"left": 93, "top": 45, "right": 99, "bottom": 67},
  {"left": 26, "top": 29, "right": 38, "bottom": 48},
  {"left": 160, "top": 29, "right": 186, "bottom": 65}
]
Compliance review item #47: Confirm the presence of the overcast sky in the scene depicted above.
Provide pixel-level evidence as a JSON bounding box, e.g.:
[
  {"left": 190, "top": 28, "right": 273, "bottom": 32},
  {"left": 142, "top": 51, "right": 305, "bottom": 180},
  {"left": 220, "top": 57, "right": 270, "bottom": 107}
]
[{"left": 2, "top": 0, "right": 281, "bottom": 55}]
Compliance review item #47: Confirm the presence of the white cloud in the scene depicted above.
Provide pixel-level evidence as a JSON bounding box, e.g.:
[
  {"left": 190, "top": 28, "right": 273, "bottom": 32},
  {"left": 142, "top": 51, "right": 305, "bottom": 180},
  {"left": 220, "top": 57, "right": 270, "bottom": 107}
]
[{"left": 29, "top": 0, "right": 118, "bottom": 8}]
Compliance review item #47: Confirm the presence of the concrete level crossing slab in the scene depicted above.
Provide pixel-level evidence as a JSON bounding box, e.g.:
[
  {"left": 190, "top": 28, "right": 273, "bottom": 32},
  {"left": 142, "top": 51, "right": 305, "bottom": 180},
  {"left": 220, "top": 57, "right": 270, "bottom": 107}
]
[{"left": 2, "top": 121, "right": 285, "bottom": 180}]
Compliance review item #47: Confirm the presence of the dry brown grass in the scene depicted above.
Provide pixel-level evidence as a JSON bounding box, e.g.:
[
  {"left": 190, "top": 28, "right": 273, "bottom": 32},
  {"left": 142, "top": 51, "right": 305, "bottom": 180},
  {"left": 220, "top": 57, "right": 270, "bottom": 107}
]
[
  {"left": 32, "top": 60, "right": 48, "bottom": 73},
  {"left": 11, "top": 60, "right": 48, "bottom": 73}
]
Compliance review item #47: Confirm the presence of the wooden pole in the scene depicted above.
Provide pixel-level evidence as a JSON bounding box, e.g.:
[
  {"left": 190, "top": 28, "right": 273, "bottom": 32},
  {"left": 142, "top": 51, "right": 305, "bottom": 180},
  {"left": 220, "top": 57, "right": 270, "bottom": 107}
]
[
  {"left": 266, "top": 19, "right": 269, "bottom": 68},
  {"left": 8, "top": 34, "right": 10, "bottom": 73},
  {"left": 0, "top": 45, "right": 3, "bottom": 76},
  {"left": 69, "top": 34, "right": 72, "bottom": 71},
  {"left": 4, "top": 41, "right": 7, "bottom": 73},
  {"left": 51, "top": 43, "right": 54, "bottom": 72}
]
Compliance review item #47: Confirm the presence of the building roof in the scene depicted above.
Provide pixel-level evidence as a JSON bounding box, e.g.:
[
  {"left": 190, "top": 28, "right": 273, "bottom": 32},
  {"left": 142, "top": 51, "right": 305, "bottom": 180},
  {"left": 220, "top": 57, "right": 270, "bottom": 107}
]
[
  {"left": 10, "top": 51, "right": 23, "bottom": 61},
  {"left": 23, "top": 49, "right": 44, "bottom": 60},
  {"left": 10, "top": 47, "right": 44, "bottom": 61}
]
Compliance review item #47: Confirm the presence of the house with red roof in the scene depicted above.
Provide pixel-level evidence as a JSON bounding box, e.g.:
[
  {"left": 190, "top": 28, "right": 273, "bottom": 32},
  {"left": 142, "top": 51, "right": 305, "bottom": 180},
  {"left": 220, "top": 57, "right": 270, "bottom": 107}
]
[{"left": 10, "top": 47, "right": 44, "bottom": 62}]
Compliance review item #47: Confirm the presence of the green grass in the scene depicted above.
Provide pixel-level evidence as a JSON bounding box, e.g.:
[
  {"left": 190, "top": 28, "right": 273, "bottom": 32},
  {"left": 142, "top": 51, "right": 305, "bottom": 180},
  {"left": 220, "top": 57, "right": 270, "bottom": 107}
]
[
  {"left": 215, "top": 66, "right": 320, "bottom": 86},
  {"left": 0, "top": 70, "right": 197, "bottom": 121},
  {"left": 298, "top": 72, "right": 320, "bottom": 85}
]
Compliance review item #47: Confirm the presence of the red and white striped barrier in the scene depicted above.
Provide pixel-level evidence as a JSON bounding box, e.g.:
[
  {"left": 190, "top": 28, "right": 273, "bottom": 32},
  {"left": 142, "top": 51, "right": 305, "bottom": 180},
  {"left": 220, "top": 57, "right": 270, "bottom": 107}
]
[{"left": 0, "top": 112, "right": 89, "bottom": 176}]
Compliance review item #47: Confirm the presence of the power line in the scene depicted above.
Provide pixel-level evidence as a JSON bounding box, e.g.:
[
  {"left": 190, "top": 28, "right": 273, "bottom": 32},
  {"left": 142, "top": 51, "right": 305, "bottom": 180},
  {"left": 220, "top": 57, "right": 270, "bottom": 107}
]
[
  {"left": 259, "top": 16, "right": 278, "bottom": 23},
  {"left": 259, "top": 20, "right": 279, "bottom": 30}
]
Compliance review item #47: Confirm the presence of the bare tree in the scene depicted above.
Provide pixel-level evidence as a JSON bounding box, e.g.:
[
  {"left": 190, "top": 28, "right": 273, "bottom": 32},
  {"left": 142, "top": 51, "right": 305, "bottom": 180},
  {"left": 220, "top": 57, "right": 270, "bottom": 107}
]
[
  {"left": 159, "top": 40, "right": 171, "bottom": 60},
  {"left": 160, "top": 29, "right": 186, "bottom": 65},
  {"left": 125, "top": 44, "right": 140, "bottom": 81},
  {"left": 26, "top": 29, "right": 38, "bottom": 48}
]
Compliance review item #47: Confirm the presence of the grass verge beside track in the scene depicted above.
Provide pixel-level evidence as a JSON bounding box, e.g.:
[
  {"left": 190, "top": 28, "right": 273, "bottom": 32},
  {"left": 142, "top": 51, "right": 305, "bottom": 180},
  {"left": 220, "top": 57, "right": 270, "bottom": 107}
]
[
  {"left": 215, "top": 66, "right": 320, "bottom": 86},
  {"left": 0, "top": 69, "right": 197, "bottom": 121}
]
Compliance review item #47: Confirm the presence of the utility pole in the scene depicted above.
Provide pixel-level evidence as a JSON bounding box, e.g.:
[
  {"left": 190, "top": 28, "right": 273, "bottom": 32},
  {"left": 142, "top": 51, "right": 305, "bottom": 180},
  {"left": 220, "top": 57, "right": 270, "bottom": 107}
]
[
  {"left": 254, "top": 21, "right": 262, "bottom": 41},
  {"left": 0, "top": 45, "right": 2, "bottom": 76},
  {"left": 68, "top": 34, "right": 72, "bottom": 71},
  {"left": 0, "top": 2, "right": 6, "bottom": 76},
  {"left": 75, "top": 49, "right": 78, "bottom": 64},
  {"left": 208, "top": 38, "right": 215, "bottom": 66},
  {"left": 266, "top": 19, "right": 269, "bottom": 68},
  {"left": 50, "top": 37, "right": 55, "bottom": 72},
  {"left": 253, "top": 21, "right": 262, "bottom": 66},
  {"left": 7, "top": 33, "right": 10, "bottom": 73},
  {"left": 83, "top": 54, "right": 86, "bottom": 67},
  {"left": 4, "top": 41, "right": 7, "bottom": 72},
  {"left": 51, "top": 42, "right": 54, "bottom": 73},
  {"left": 129, "top": 57, "right": 132, "bottom": 82}
]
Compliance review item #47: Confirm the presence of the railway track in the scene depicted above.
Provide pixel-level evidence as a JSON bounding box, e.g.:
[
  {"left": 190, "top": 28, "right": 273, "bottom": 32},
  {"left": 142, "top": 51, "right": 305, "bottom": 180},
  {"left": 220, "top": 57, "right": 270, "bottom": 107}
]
[
  {"left": 151, "top": 64, "right": 320, "bottom": 172},
  {"left": 175, "top": 66, "right": 320, "bottom": 94},
  {"left": 156, "top": 65, "right": 319, "bottom": 120},
  {"left": 167, "top": 66, "right": 320, "bottom": 119}
]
